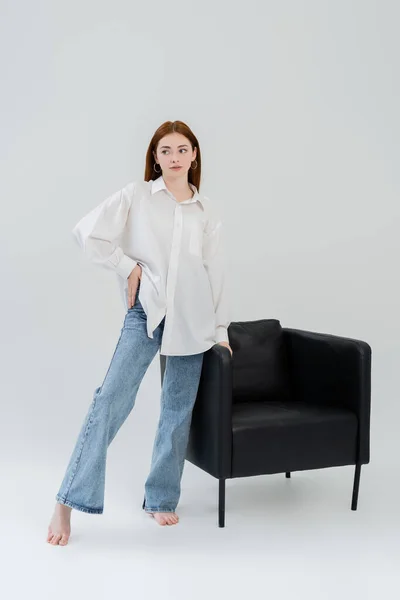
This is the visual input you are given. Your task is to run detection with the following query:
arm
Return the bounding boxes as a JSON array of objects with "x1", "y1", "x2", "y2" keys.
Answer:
[
  {"x1": 71, "y1": 181, "x2": 137, "y2": 279},
  {"x1": 202, "y1": 206, "x2": 231, "y2": 344},
  {"x1": 283, "y1": 327, "x2": 372, "y2": 464}
]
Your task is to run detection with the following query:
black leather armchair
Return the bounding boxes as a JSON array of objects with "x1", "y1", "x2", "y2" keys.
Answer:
[{"x1": 159, "y1": 319, "x2": 372, "y2": 527}]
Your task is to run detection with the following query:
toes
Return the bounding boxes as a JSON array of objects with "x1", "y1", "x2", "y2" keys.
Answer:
[
  {"x1": 149, "y1": 512, "x2": 179, "y2": 526},
  {"x1": 59, "y1": 534, "x2": 69, "y2": 545},
  {"x1": 51, "y1": 534, "x2": 62, "y2": 545},
  {"x1": 166, "y1": 514, "x2": 178, "y2": 525},
  {"x1": 157, "y1": 514, "x2": 168, "y2": 526}
]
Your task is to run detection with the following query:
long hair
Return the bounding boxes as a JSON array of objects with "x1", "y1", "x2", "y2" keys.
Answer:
[{"x1": 144, "y1": 120, "x2": 202, "y2": 192}]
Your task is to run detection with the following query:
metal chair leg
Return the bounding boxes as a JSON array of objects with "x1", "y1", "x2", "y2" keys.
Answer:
[
  {"x1": 218, "y1": 478, "x2": 225, "y2": 527},
  {"x1": 351, "y1": 463, "x2": 362, "y2": 510}
]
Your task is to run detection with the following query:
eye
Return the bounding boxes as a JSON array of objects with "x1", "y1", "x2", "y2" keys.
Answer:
[{"x1": 160, "y1": 149, "x2": 188, "y2": 154}]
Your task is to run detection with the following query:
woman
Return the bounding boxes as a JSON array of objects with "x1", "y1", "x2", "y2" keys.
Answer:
[{"x1": 47, "y1": 120, "x2": 233, "y2": 545}]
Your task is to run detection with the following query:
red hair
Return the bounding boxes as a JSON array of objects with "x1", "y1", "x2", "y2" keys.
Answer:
[{"x1": 144, "y1": 120, "x2": 202, "y2": 191}]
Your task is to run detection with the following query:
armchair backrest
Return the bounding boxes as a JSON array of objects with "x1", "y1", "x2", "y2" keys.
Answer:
[{"x1": 228, "y1": 319, "x2": 292, "y2": 403}]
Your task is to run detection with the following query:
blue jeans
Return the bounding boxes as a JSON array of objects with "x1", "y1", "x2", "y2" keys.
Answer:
[{"x1": 55, "y1": 281, "x2": 204, "y2": 514}]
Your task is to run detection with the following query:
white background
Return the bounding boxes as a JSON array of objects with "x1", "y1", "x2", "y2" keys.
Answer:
[{"x1": 1, "y1": 0, "x2": 399, "y2": 598}]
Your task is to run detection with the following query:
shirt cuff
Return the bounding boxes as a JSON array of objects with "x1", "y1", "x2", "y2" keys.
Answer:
[
  {"x1": 215, "y1": 325, "x2": 229, "y2": 344},
  {"x1": 114, "y1": 254, "x2": 138, "y2": 279}
]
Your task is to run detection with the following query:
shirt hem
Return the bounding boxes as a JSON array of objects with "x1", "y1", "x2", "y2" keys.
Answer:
[{"x1": 159, "y1": 340, "x2": 216, "y2": 356}]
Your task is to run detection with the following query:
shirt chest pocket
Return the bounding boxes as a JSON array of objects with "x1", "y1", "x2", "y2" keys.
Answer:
[{"x1": 188, "y1": 220, "x2": 204, "y2": 257}]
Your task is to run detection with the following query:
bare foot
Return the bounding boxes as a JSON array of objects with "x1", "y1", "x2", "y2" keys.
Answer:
[
  {"x1": 148, "y1": 511, "x2": 179, "y2": 526},
  {"x1": 47, "y1": 502, "x2": 72, "y2": 545}
]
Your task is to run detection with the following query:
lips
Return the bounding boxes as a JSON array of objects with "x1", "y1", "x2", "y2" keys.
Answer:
[{"x1": 170, "y1": 166, "x2": 182, "y2": 169}]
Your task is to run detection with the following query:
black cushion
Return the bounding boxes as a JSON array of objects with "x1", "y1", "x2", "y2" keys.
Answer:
[
  {"x1": 228, "y1": 319, "x2": 292, "y2": 404},
  {"x1": 231, "y1": 398, "x2": 358, "y2": 477}
]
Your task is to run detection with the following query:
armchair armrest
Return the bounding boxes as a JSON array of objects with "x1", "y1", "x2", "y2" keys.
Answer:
[
  {"x1": 283, "y1": 327, "x2": 372, "y2": 464},
  {"x1": 160, "y1": 345, "x2": 233, "y2": 479}
]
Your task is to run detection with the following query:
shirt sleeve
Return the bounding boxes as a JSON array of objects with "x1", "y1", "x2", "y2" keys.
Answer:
[
  {"x1": 71, "y1": 181, "x2": 138, "y2": 279},
  {"x1": 202, "y1": 207, "x2": 231, "y2": 344}
]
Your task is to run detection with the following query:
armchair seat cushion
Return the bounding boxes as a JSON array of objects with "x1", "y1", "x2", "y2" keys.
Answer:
[{"x1": 231, "y1": 399, "x2": 358, "y2": 478}]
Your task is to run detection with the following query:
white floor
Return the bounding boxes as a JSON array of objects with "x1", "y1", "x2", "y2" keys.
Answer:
[{"x1": 3, "y1": 453, "x2": 399, "y2": 600}]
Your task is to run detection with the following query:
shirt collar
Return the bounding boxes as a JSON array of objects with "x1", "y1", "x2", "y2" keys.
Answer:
[{"x1": 151, "y1": 175, "x2": 204, "y2": 210}]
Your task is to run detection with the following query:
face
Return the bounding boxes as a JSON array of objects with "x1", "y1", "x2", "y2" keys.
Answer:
[{"x1": 153, "y1": 132, "x2": 197, "y2": 180}]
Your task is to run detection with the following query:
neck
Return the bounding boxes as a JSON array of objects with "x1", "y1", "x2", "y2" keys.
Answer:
[{"x1": 162, "y1": 173, "x2": 191, "y2": 194}]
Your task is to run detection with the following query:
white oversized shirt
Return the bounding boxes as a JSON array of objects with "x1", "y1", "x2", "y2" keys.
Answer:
[{"x1": 71, "y1": 175, "x2": 230, "y2": 356}]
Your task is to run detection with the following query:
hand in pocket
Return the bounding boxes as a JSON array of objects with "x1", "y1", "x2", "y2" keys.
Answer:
[{"x1": 127, "y1": 264, "x2": 142, "y2": 308}]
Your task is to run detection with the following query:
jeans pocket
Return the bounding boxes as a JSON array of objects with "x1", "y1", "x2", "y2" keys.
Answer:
[
  {"x1": 126, "y1": 280, "x2": 141, "y2": 309},
  {"x1": 124, "y1": 296, "x2": 146, "y2": 329}
]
